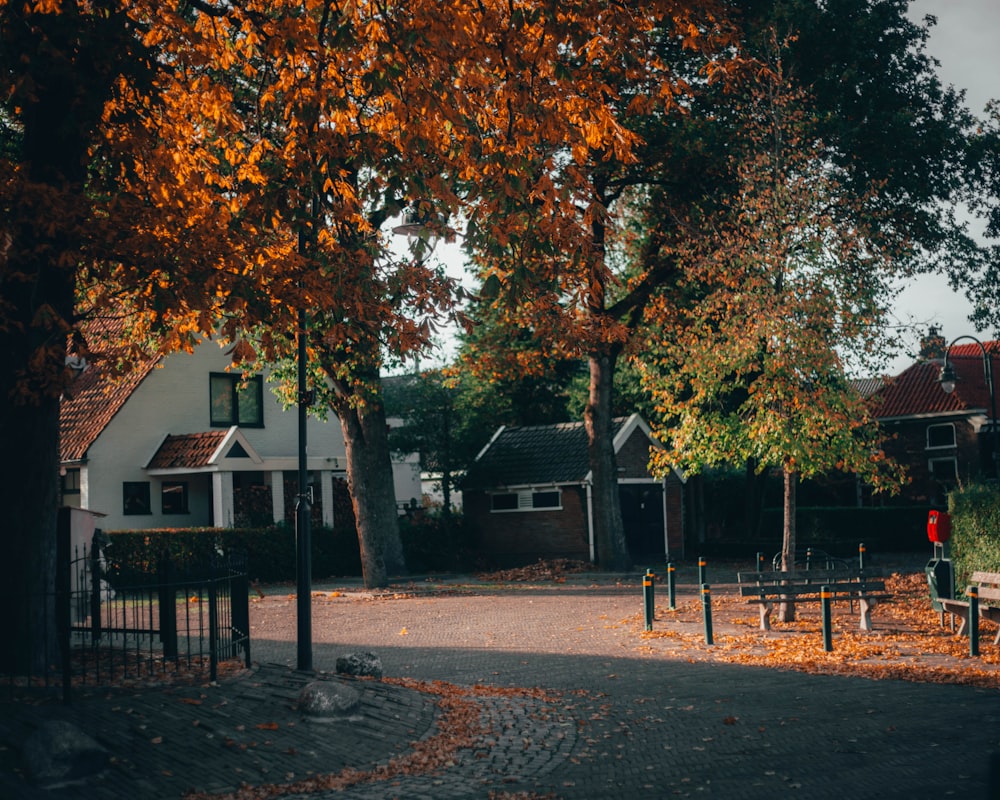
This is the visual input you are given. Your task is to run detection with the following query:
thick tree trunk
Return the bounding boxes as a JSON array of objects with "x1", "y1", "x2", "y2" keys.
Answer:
[
  {"x1": 339, "y1": 399, "x2": 407, "y2": 588},
  {"x1": 778, "y1": 467, "x2": 797, "y2": 623},
  {"x1": 0, "y1": 390, "x2": 62, "y2": 674},
  {"x1": 585, "y1": 350, "x2": 631, "y2": 571},
  {"x1": 0, "y1": 7, "x2": 108, "y2": 674}
]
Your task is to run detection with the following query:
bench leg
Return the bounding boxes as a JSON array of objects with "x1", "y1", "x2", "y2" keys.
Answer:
[
  {"x1": 758, "y1": 601, "x2": 772, "y2": 631},
  {"x1": 859, "y1": 598, "x2": 874, "y2": 631},
  {"x1": 980, "y1": 608, "x2": 1000, "y2": 645}
]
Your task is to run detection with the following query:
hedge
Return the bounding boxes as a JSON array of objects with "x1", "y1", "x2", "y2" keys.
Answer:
[
  {"x1": 948, "y1": 484, "x2": 1000, "y2": 590},
  {"x1": 103, "y1": 525, "x2": 362, "y2": 583},
  {"x1": 103, "y1": 512, "x2": 474, "y2": 583}
]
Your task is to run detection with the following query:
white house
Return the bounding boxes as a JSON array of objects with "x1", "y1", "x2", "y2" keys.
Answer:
[{"x1": 60, "y1": 334, "x2": 417, "y2": 530}]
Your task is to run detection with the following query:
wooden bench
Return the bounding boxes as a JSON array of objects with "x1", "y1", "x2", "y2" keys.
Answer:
[
  {"x1": 738, "y1": 568, "x2": 890, "y2": 632},
  {"x1": 939, "y1": 571, "x2": 1000, "y2": 644}
]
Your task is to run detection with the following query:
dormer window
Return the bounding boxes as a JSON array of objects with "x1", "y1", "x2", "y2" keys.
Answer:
[
  {"x1": 926, "y1": 423, "x2": 956, "y2": 450},
  {"x1": 210, "y1": 373, "x2": 264, "y2": 427}
]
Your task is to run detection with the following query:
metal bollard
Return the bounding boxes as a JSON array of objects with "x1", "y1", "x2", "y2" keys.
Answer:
[
  {"x1": 821, "y1": 585, "x2": 833, "y2": 652},
  {"x1": 643, "y1": 569, "x2": 655, "y2": 631},
  {"x1": 701, "y1": 583, "x2": 714, "y2": 645},
  {"x1": 969, "y1": 585, "x2": 980, "y2": 657},
  {"x1": 858, "y1": 542, "x2": 866, "y2": 570},
  {"x1": 666, "y1": 562, "x2": 677, "y2": 610},
  {"x1": 698, "y1": 556, "x2": 707, "y2": 586}
]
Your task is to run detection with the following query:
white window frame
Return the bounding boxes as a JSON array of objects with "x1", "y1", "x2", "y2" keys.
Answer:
[
  {"x1": 490, "y1": 488, "x2": 563, "y2": 513},
  {"x1": 926, "y1": 422, "x2": 956, "y2": 451},
  {"x1": 928, "y1": 456, "x2": 958, "y2": 483}
]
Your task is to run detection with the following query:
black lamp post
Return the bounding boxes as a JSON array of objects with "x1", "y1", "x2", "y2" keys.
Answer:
[
  {"x1": 937, "y1": 335, "x2": 999, "y2": 479},
  {"x1": 296, "y1": 302, "x2": 313, "y2": 672}
]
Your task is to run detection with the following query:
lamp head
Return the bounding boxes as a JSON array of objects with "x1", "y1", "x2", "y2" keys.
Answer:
[{"x1": 938, "y1": 363, "x2": 957, "y2": 394}]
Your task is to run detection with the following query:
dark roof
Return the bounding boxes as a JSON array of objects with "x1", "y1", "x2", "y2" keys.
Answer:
[
  {"x1": 147, "y1": 431, "x2": 228, "y2": 469},
  {"x1": 465, "y1": 417, "x2": 635, "y2": 489},
  {"x1": 870, "y1": 341, "x2": 1000, "y2": 419},
  {"x1": 850, "y1": 377, "x2": 886, "y2": 399}
]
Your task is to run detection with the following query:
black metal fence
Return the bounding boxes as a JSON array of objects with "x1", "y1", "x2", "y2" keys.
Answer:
[{"x1": 2, "y1": 541, "x2": 250, "y2": 702}]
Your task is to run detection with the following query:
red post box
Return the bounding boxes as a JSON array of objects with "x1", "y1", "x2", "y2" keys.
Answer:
[{"x1": 927, "y1": 509, "x2": 951, "y2": 543}]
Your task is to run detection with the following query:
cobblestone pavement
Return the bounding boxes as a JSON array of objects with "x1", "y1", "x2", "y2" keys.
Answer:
[{"x1": 3, "y1": 570, "x2": 1000, "y2": 799}]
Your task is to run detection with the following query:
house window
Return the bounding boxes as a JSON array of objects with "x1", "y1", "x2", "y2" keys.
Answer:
[
  {"x1": 210, "y1": 373, "x2": 264, "y2": 427},
  {"x1": 929, "y1": 457, "x2": 958, "y2": 484},
  {"x1": 490, "y1": 488, "x2": 562, "y2": 513},
  {"x1": 61, "y1": 468, "x2": 81, "y2": 497},
  {"x1": 162, "y1": 481, "x2": 189, "y2": 514},
  {"x1": 926, "y1": 423, "x2": 956, "y2": 450},
  {"x1": 532, "y1": 490, "x2": 561, "y2": 509},
  {"x1": 123, "y1": 482, "x2": 152, "y2": 515}
]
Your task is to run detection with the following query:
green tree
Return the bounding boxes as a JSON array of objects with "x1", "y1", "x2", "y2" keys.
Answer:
[{"x1": 640, "y1": 64, "x2": 906, "y2": 618}]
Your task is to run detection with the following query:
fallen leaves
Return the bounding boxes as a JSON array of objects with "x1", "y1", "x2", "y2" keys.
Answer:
[
  {"x1": 634, "y1": 570, "x2": 1000, "y2": 689},
  {"x1": 475, "y1": 559, "x2": 590, "y2": 583}
]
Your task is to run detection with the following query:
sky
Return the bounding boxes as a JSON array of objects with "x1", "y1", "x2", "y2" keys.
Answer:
[
  {"x1": 889, "y1": 0, "x2": 1000, "y2": 372},
  {"x1": 407, "y1": 1, "x2": 1000, "y2": 376}
]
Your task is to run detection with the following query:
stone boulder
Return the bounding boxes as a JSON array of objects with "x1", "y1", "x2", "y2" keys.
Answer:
[
  {"x1": 335, "y1": 651, "x2": 382, "y2": 679},
  {"x1": 297, "y1": 680, "x2": 361, "y2": 723},
  {"x1": 21, "y1": 719, "x2": 109, "y2": 787}
]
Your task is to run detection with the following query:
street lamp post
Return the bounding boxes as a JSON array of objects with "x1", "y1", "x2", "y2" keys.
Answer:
[
  {"x1": 296, "y1": 303, "x2": 313, "y2": 672},
  {"x1": 937, "y1": 335, "x2": 999, "y2": 480},
  {"x1": 296, "y1": 224, "x2": 313, "y2": 673}
]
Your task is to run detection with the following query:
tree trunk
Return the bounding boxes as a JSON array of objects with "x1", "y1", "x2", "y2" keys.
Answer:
[
  {"x1": 339, "y1": 398, "x2": 407, "y2": 588},
  {"x1": 778, "y1": 467, "x2": 797, "y2": 623},
  {"x1": 0, "y1": 6, "x2": 109, "y2": 673},
  {"x1": 585, "y1": 350, "x2": 631, "y2": 571},
  {"x1": 0, "y1": 392, "x2": 62, "y2": 674}
]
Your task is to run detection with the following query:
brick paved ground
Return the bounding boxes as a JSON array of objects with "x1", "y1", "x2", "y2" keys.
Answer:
[{"x1": 3, "y1": 561, "x2": 1000, "y2": 799}]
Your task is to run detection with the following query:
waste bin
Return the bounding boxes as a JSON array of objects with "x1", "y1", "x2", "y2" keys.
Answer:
[{"x1": 926, "y1": 557, "x2": 954, "y2": 612}]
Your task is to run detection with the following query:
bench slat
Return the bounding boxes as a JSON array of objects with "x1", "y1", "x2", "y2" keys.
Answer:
[
  {"x1": 738, "y1": 568, "x2": 883, "y2": 584},
  {"x1": 739, "y1": 585, "x2": 887, "y2": 598}
]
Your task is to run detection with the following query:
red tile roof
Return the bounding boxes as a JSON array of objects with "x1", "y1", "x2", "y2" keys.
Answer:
[
  {"x1": 871, "y1": 341, "x2": 1000, "y2": 419},
  {"x1": 60, "y1": 355, "x2": 160, "y2": 462},
  {"x1": 147, "y1": 431, "x2": 228, "y2": 469}
]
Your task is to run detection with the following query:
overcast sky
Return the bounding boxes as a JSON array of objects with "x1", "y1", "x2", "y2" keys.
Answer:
[{"x1": 891, "y1": 0, "x2": 1000, "y2": 372}]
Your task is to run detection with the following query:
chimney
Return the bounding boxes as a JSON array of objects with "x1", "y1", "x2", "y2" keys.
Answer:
[{"x1": 918, "y1": 327, "x2": 946, "y2": 361}]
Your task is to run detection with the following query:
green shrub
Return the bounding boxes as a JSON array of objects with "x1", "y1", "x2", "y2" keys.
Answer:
[
  {"x1": 104, "y1": 524, "x2": 363, "y2": 583},
  {"x1": 948, "y1": 484, "x2": 1000, "y2": 590}
]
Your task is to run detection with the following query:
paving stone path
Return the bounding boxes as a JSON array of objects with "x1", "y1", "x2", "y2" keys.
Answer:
[{"x1": 3, "y1": 574, "x2": 1000, "y2": 799}]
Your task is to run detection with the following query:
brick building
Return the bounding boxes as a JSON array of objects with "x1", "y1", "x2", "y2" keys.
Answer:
[
  {"x1": 462, "y1": 414, "x2": 684, "y2": 567},
  {"x1": 870, "y1": 338, "x2": 999, "y2": 506}
]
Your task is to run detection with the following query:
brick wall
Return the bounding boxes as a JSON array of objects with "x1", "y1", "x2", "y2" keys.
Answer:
[
  {"x1": 465, "y1": 485, "x2": 591, "y2": 567},
  {"x1": 880, "y1": 415, "x2": 982, "y2": 505}
]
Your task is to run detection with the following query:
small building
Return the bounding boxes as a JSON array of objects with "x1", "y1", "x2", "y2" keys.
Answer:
[
  {"x1": 462, "y1": 414, "x2": 684, "y2": 567},
  {"x1": 869, "y1": 339, "x2": 999, "y2": 506}
]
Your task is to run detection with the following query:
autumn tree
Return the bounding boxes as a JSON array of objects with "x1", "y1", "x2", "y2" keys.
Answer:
[
  {"x1": 458, "y1": 2, "x2": 737, "y2": 570},
  {"x1": 639, "y1": 65, "x2": 906, "y2": 619},
  {"x1": 0, "y1": 0, "x2": 265, "y2": 672}
]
